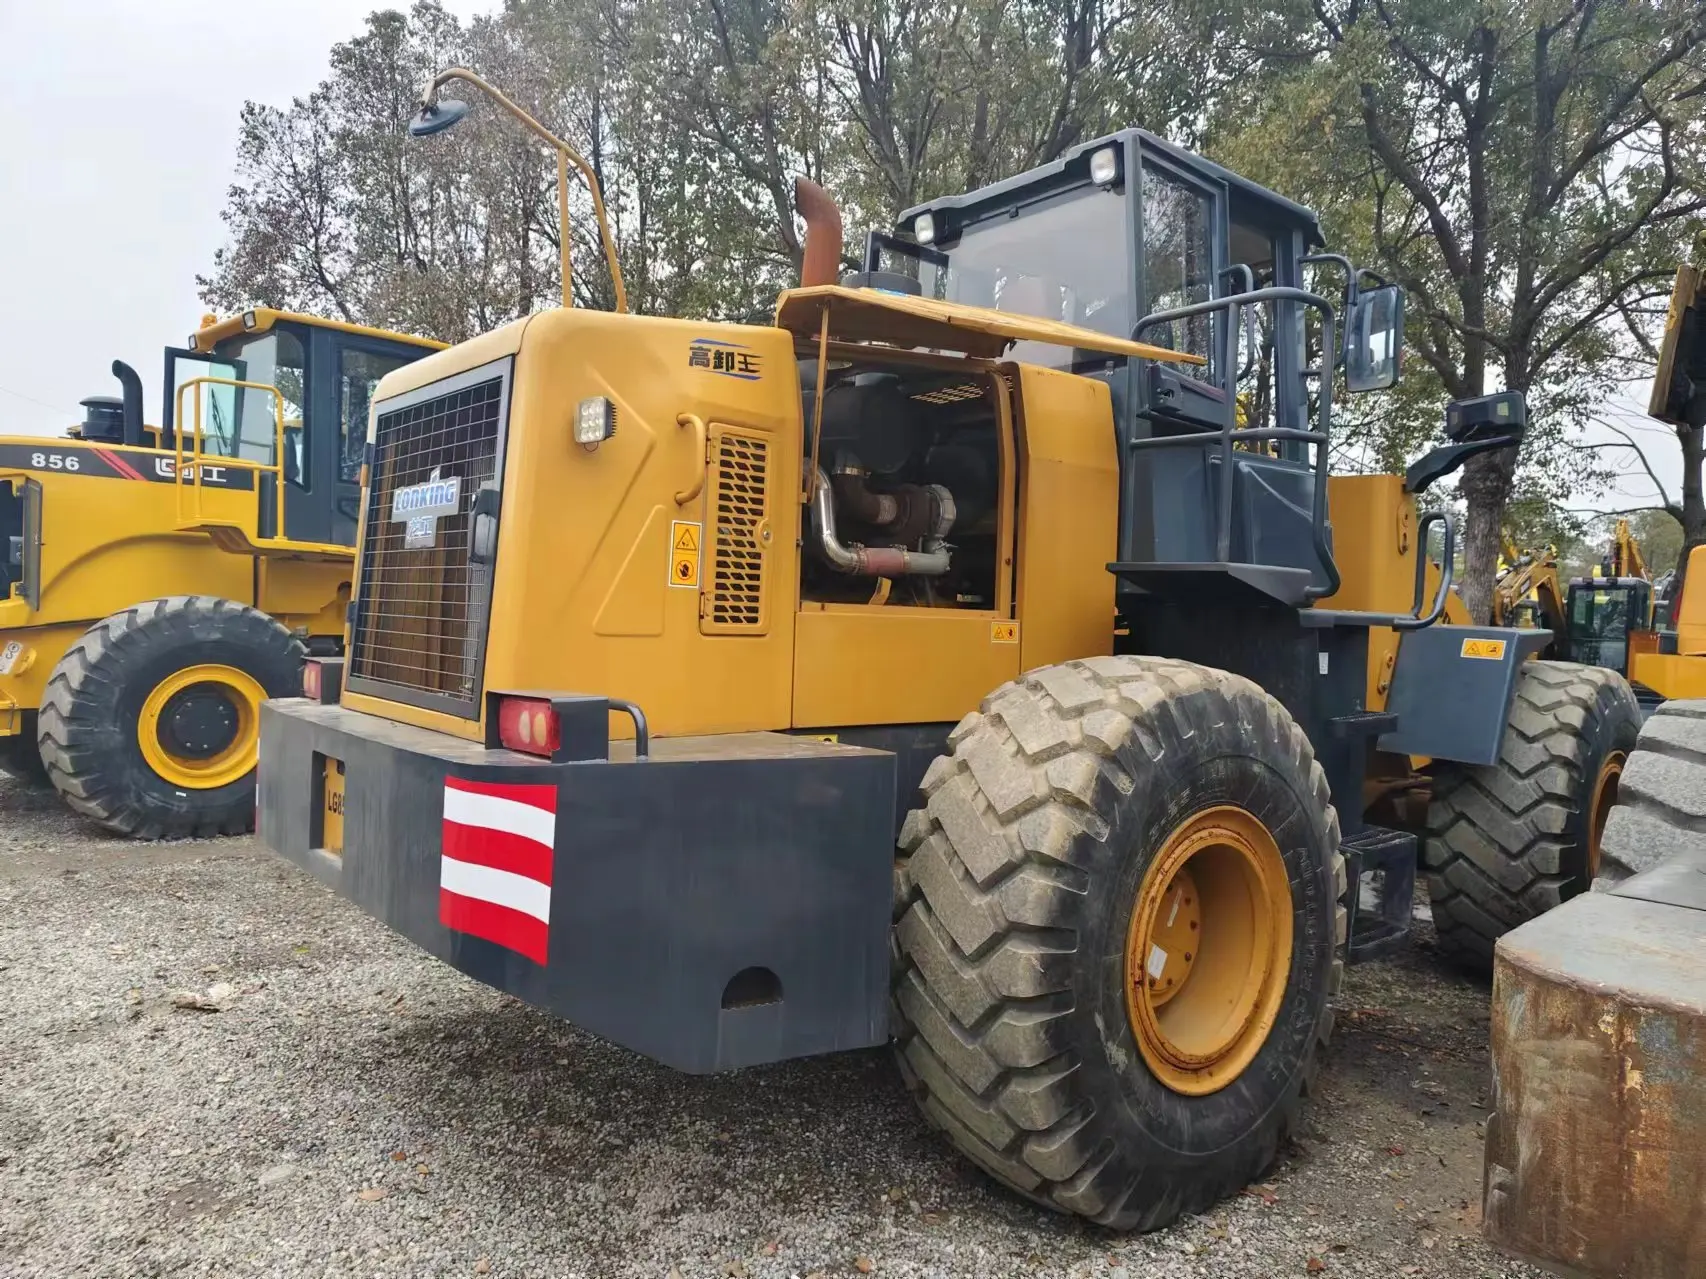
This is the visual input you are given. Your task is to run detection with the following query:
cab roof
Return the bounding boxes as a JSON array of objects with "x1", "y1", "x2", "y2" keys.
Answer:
[
  {"x1": 186, "y1": 307, "x2": 445, "y2": 354},
  {"x1": 775, "y1": 284, "x2": 1205, "y2": 364},
  {"x1": 898, "y1": 128, "x2": 1324, "y2": 249}
]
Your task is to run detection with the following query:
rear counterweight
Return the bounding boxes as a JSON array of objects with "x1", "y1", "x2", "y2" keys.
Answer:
[{"x1": 259, "y1": 699, "x2": 896, "y2": 1072}]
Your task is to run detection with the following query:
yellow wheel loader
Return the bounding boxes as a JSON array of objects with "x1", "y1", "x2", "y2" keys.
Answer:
[
  {"x1": 257, "y1": 72, "x2": 1638, "y2": 1229},
  {"x1": 0, "y1": 310, "x2": 440, "y2": 836}
]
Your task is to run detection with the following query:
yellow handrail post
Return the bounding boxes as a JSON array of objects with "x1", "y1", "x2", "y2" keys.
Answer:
[{"x1": 170, "y1": 376, "x2": 287, "y2": 542}]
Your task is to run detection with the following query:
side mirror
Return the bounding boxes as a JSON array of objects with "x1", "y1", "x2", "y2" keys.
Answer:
[
  {"x1": 1403, "y1": 390, "x2": 1527, "y2": 493},
  {"x1": 1345, "y1": 284, "x2": 1404, "y2": 392}
]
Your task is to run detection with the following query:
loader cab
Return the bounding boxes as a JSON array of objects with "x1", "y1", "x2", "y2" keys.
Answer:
[
  {"x1": 1565, "y1": 576, "x2": 1654, "y2": 675},
  {"x1": 882, "y1": 130, "x2": 1400, "y2": 608},
  {"x1": 164, "y1": 311, "x2": 437, "y2": 547}
]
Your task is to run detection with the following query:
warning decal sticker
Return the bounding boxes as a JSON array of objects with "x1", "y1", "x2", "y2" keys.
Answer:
[
  {"x1": 1461, "y1": 638, "x2": 1507, "y2": 660},
  {"x1": 670, "y1": 520, "x2": 701, "y2": 588}
]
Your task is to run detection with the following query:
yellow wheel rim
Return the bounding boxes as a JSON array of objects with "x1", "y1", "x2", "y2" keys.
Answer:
[
  {"x1": 1124, "y1": 805, "x2": 1294, "y2": 1097},
  {"x1": 137, "y1": 663, "x2": 265, "y2": 790},
  {"x1": 1586, "y1": 750, "x2": 1626, "y2": 880}
]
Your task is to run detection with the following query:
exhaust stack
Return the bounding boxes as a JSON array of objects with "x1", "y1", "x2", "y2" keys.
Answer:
[{"x1": 795, "y1": 177, "x2": 843, "y2": 288}]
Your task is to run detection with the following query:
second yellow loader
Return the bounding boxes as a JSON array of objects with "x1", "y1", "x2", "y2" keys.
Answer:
[{"x1": 0, "y1": 309, "x2": 440, "y2": 836}]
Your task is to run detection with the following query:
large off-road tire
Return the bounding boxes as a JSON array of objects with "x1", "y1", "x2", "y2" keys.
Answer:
[
  {"x1": 1596, "y1": 699, "x2": 1706, "y2": 887},
  {"x1": 38, "y1": 596, "x2": 304, "y2": 839},
  {"x1": 0, "y1": 712, "x2": 49, "y2": 785},
  {"x1": 1423, "y1": 660, "x2": 1640, "y2": 974},
  {"x1": 891, "y1": 655, "x2": 1346, "y2": 1232}
]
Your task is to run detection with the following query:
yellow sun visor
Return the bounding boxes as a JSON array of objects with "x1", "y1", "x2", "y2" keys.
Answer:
[{"x1": 775, "y1": 285, "x2": 1206, "y2": 365}]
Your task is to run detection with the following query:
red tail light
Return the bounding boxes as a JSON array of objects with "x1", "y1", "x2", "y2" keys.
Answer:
[
  {"x1": 302, "y1": 662, "x2": 322, "y2": 700},
  {"x1": 496, "y1": 696, "x2": 560, "y2": 757}
]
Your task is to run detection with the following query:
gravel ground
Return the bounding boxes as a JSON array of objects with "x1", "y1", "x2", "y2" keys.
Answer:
[{"x1": 0, "y1": 771, "x2": 1544, "y2": 1279}]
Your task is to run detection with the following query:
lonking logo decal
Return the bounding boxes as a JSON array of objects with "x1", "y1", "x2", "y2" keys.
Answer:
[
  {"x1": 391, "y1": 466, "x2": 462, "y2": 549},
  {"x1": 391, "y1": 467, "x2": 462, "y2": 522}
]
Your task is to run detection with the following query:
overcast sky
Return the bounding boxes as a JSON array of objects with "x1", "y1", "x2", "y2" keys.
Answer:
[
  {"x1": 0, "y1": 0, "x2": 1678, "y2": 519},
  {"x1": 0, "y1": 0, "x2": 496, "y2": 439}
]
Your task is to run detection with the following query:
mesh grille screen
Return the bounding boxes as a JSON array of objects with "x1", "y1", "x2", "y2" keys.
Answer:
[
  {"x1": 348, "y1": 375, "x2": 504, "y2": 713},
  {"x1": 702, "y1": 429, "x2": 769, "y2": 633}
]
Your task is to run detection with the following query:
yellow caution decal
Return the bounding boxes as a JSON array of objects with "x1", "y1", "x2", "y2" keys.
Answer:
[
  {"x1": 1461, "y1": 638, "x2": 1507, "y2": 660},
  {"x1": 669, "y1": 520, "x2": 701, "y2": 588},
  {"x1": 991, "y1": 621, "x2": 1019, "y2": 644}
]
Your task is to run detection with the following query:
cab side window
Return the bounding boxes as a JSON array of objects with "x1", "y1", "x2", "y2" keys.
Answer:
[
  {"x1": 1141, "y1": 164, "x2": 1216, "y2": 381},
  {"x1": 340, "y1": 347, "x2": 417, "y2": 484}
]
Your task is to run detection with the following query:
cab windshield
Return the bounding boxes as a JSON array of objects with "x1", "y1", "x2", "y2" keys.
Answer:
[{"x1": 879, "y1": 185, "x2": 1132, "y2": 368}]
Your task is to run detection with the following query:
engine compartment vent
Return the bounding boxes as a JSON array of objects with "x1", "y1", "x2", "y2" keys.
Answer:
[
  {"x1": 702, "y1": 427, "x2": 770, "y2": 634},
  {"x1": 911, "y1": 382, "x2": 985, "y2": 406}
]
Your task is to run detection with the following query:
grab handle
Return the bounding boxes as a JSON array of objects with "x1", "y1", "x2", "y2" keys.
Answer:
[{"x1": 674, "y1": 413, "x2": 706, "y2": 505}]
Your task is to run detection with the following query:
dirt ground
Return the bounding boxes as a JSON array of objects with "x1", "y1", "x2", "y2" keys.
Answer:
[{"x1": 0, "y1": 771, "x2": 1543, "y2": 1279}]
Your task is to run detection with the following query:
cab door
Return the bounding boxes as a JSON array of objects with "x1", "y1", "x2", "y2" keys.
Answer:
[
  {"x1": 164, "y1": 329, "x2": 304, "y2": 542},
  {"x1": 1132, "y1": 141, "x2": 1230, "y2": 419},
  {"x1": 306, "y1": 328, "x2": 432, "y2": 547}
]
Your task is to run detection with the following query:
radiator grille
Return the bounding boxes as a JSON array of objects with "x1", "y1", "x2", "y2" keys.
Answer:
[
  {"x1": 702, "y1": 428, "x2": 769, "y2": 634},
  {"x1": 348, "y1": 371, "x2": 506, "y2": 715}
]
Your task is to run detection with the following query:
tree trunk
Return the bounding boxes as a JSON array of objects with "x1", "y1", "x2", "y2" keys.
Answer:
[{"x1": 1458, "y1": 444, "x2": 1519, "y2": 624}]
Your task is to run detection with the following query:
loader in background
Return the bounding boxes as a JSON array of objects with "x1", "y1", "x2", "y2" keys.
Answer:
[
  {"x1": 0, "y1": 310, "x2": 440, "y2": 836},
  {"x1": 258, "y1": 74, "x2": 1639, "y2": 1230},
  {"x1": 1484, "y1": 514, "x2": 1704, "y2": 715},
  {"x1": 1561, "y1": 519, "x2": 1663, "y2": 708}
]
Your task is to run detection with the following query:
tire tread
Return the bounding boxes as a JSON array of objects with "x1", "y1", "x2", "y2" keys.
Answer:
[
  {"x1": 38, "y1": 595, "x2": 303, "y2": 839},
  {"x1": 1424, "y1": 659, "x2": 1640, "y2": 971},
  {"x1": 891, "y1": 655, "x2": 1346, "y2": 1231}
]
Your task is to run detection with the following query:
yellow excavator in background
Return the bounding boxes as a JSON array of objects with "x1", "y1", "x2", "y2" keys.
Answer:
[
  {"x1": 0, "y1": 309, "x2": 441, "y2": 836},
  {"x1": 1491, "y1": 535, "x2": 1564, "y2": 636},
  {"x1": 1491, "y1": 511, "x2": 1704, "y2": 711}
]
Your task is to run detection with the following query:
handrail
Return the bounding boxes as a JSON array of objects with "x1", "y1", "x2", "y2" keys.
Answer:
[
  {"x1": 1306, "y1": 510, "x2": 1455, "y2": 631},
  {"x1": 1219, "y1": 264, "x2": 1258, "y2": 381},
  {"x1": 608, "y1": 698, "x2": 651, "y2": 759},
  {"x1": 1132, "y1": 285, "x2": 1340, "y2": 598},
  {"x1": 1402, "y1": 511, "x2": 1455, "y2": 630},
  {"x1": 173, "y1": 376, "x2": 286, "y2": 536}
]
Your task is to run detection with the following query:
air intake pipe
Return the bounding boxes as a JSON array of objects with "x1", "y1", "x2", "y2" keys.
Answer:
[
  {"x1": 111, "y1": 360, "x2": 145, "y2": 447},
  {"x1": 811, "y1": 465, "x2": 953, "y2": 577}
]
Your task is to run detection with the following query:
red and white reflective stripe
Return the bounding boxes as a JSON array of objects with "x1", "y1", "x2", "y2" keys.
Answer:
[
  {"x1": 442, "y1": 784, "x2": 556, "y2": 847},
  {"x1": 438, "y1": 777, "x2": 557, "y2": 964}
]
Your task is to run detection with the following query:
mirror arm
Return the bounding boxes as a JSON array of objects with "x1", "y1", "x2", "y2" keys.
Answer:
[{"x1": 1403, "y1": 433, "x2": 1520, "y2": 493}]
